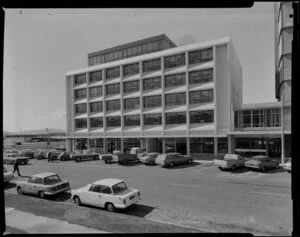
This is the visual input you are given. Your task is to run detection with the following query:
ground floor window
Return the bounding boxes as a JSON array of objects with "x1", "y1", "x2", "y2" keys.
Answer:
[
  {"x1": 106, "y1": 138, "x2": 121, "y2": 153},
  {"x1": 75, "y1": 138, "x2": 87, "y2": 150},
  {"x1": 123, "y1": 138, "x2": 141, "y2": 153},
  {"x1": 190, "y1": 137, "x2": 214, "y2": 154},
  {"x1": 90, "y1": 138, "x2": 104, "y2": 148},
  {"x1": 165, "y1": 138, "x2": 187, "y2": 155},
  {"x1": 217, "y1": 138, "x2": 228, "y2": 154}
]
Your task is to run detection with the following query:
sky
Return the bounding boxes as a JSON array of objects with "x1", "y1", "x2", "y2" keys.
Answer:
[{"x1": 3, "y1": 4, "x2": 276, "y2": 132}]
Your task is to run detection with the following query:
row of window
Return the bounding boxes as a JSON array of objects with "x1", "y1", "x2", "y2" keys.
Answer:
[
  {"x1": 74, "y1": 69, "x2": 213, "y2": 99},
  {"x1": 77, "y1": 48, "x2": 213, "y2": 85},
  {"x1": 75, "y1": 110, "x2": 214, "y2": 128},
  {"x1": 75, "y1": 89, "x2": 214, "y2": 113}
]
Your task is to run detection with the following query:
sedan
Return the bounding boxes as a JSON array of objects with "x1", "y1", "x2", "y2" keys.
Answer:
[
  {"x1": 244, "y1": 155, "x2": 279, "y2": 172},
  {"x1": 19, "y1": 149, "x2": 35, "y2": 159},
  {"x1": 3, "y1": 167, "x2": 14, "y2": 183},
  {"x1": 34, "y1": 150, "x2": 48, "y2": 160},
  {"x1": 16, "y1": 172, "x2": 70, "y2": 199},
  {"x1": 139, "y1": 153, "x2": 160, "y2": 165},
  {"x1": 155, "y1": 153, "x2": 194, "y2": 167},
  {"x1": 71, "y1": 178, "x2": 141, "y2": 212},
  {"x1": 59, "y1": 151, "x2": 73, "y2": 161}
]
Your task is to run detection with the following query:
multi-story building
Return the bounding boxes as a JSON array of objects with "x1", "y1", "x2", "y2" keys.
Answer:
[
  {"x1": 274, "y1": 2, "x2": 292, "y2": 157},
  {"x1": 65, "y1": 34, "x2": 283, "y2": 160}
]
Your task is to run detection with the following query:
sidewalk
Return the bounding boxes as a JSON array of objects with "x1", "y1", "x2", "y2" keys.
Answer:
[{"x1": 193, "y1": 160, "x2": 214, "y2": 165}]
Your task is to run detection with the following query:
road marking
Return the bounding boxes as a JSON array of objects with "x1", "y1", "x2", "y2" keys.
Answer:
[{"x1": 251, "y1": 191, "x2": 290, "y2": 197}]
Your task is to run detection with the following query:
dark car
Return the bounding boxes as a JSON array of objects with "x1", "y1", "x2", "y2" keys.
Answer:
[
  {"x1": 155, "y1": 153, "x2": 194, "y2": 167},
  {"x1": 59, "y1": 151, "x2": 73, "y2": 161},
  {"x1": 47, "y1": 150, "x2": 64, "y2": 160},
  {"x1": 244, "y1": 155, "x2": 279, "y2": 172},
  {"x1": 19, "y1": 149, "x2": 35, "y2": 159},
  {"x1": 34, "y1": 150, "x2": 48, "y2": 160},
  {"x1": 139, "y1": 153, "x2": 160, "y2": 165}
]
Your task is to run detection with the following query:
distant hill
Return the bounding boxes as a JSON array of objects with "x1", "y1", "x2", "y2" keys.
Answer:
[{"x1": 4, "y1": 128, "x2": 66, "y2": 136}]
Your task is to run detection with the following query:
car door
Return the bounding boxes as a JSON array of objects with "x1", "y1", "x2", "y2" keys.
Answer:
[
  {"x1": 33, "y1": 178, "x2": 45, "y2": 195},
  {"x1": 176, "y1": 154, "x2": 185, "y2": 165},
  {"x1": 25, "y1": 177, "x2": 38, "y2": 194},
  {"x1": 86, "y1": 184, "x2": 103, "y2": 207},
  {"x1": 99, "y1": 185, "x2": 113, "y2": 208}
]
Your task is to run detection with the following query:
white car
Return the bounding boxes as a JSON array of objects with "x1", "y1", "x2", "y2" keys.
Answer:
[
  {"x1": 71, "y1": 178, "x2": 141, "y2": 212},
  {"x1": 3, "y1": 167, "x2": 14, "y2": 183}
]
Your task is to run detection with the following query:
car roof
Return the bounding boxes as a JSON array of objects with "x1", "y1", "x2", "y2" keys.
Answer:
[
  {"x1": 92, "y1": 178, "x2": 124, "y2": 186},
  {"x1": 31, "y1": 172, "x2": 58, "y2": 178}
]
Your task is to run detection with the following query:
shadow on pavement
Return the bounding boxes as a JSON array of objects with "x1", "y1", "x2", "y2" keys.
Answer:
[
  {"x1": 4, "y1": 182, "x2": 16, "y2": 190},
  {"x1": 117, "y1": 203, "x2": 156, "y2": 217},
  {"x1": 52, "y1": 192, "x2": 72, "y2": 202},
  {"x1": 223, "y1": 167, "x2": 250, "y2": 173},
  {"x1": 164, "y1": 162, "x2": 201, "y2": 169},
  {"x1": 262, "y1": 167, "x2": 286, "y2": 174},
  {"x1": 119, "y1": 162, "x2": 142, "y2": 167}
]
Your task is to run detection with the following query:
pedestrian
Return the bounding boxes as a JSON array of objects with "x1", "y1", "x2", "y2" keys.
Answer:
[
  {"x1": 47, "y1": 151, "x2": 52, "y2": 163},
  {"x1": 13, "y1": 160, "x2": 21, "y2": 176}
]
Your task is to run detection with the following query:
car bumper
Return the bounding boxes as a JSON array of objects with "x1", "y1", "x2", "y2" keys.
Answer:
[
  {"x1": 44, "y1": 187, "x2": 70, "y2": 196},
  {"x1": 114, "y1": 196, "x2": 141, "y2": 209},
  {"x1": 283, "y1": 166, "x2": 291, "y2": 172}
]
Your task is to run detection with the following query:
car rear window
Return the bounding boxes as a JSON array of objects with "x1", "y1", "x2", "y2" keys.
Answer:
[
  {"x1": 112, "y1": 182, "x2": 128, "y2": 194},
  {"x1": 44, "y1": 175, "x2": 61, "y2": 185}
]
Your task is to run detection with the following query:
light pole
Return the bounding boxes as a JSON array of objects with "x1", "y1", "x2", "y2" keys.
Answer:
[{"x1": 281, "y1": 94, "x2": 285, "y2": 165}]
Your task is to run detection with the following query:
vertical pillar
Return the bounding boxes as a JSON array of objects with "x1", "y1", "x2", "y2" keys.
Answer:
[
  {"x1": 139, "y1": 61, "x2": 143, "y2": 138},
  {"x1": 87, "y1": 138, "x2": 90, "y2": 150},
  {"x1": 121, "y1": 137, "x2": 124, "y2": 152},
  {"x1": 162, "y1": 139, "x2": 166, "y2": 154},
  {"x1": 214, "y1": 137, "x2": 218, "y2": 158},
  {"x1": 186, "y1": 137, "x2": 190, "y2": 155},
  {"x1": 228, "y1": 135, "x2": 235, "y2": 154},
  {"x1": 146, "y1": 138, "x2": 149, "y2": 153},
  {"x1": 266, "y1": 137, "x2": 269, "y2": 156},
  {"x1": 72, "y1": 139, "x2": 76, "y2": 151},
  {"x1": 161, "y1": 57, "x2": 165, "y2": 137},
  {"x1": 103, "y1": 138, "x2": 107, "y2": 153}
]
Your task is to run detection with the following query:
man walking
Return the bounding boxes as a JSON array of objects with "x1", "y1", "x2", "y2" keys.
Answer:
[
  {"x1": 47, "y1": 151, "x2": 52, "y2": 162},
  {"x1": 13, "y1": 160, "x2": 21, "y2": 176}
]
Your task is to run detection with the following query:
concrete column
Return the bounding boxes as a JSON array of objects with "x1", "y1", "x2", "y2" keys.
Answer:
[
  {"x1": 86, "y1": 138, "x2": 90, "y2": 150},
  {"x1": 139, "y1": 61, "x2": 143, "y2": 137},
  {"x1": 103, "y1": 138, "x2": 107, "y2": 153},
  {"x1": 228, "y1": 135, "x2": 235, "y2": 154},
  {"x1": 66, "y1": 139, "x2": 72, "y2": 152},
  {"x1": 146, "y1": 138, "x2": 149, "y2": 153},
  {"x1": 214, "y1": 137, "x2": 218, "y2": 158},
  {"x1": 266, "y1": 137, "x2": 269, "y2": 156},
  {"x1": 86, "y1": 72, "x2": 90, "y2": 135},
  {"x1": 72, "y1": 139, "x2": 76, "y2": 151},
  {"x1": 120, "y1": 65, "x2": 124, "y2": 138},
  {"x1": 186, "y1": 137, "x2": 190, "y2": 155},
  {"x1": 161, "y1": 57, "x2": 165, "y2": 136},
  {"x1": 162, "y1": 139, "x2": 166, "y2": 154},
  {"x1": 121, "y1": 137, "x2": 124, "y2": 152}
]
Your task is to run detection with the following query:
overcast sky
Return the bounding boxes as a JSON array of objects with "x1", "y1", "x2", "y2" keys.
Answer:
[{"x1": 3, "y1": 4, "x2": 276, "y2": 132}]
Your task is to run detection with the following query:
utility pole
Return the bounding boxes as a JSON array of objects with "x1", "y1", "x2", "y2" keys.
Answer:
[{"x1": 281, "y1": 94, "x2": 285, "y2": 165}]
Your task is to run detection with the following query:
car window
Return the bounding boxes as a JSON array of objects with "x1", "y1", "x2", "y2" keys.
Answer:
[
  {"x1": 112, "y1": 182, "x2": 128, "y2": 194},
  {"x1": 101, "y1": 185, "x2": 112, "y2": 194},
  {"x1": 44, "y1": 175, "x2": 61, "y2": 185},
  {"x1": 28, "y1": 177, "x2": 38, "y2": 183},
  {"x1": 91, "y1": 184, "x2": 102, "y2": 193},
  {"x1": 36, "y1": 178, "x2": 44, "y2": 185}
]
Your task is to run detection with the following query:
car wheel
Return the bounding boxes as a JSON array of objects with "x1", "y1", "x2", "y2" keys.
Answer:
[
  {"x1": 105, "y1": 203, "x2": 115, "y2": 212},
  {"x1": 232, "y1": 165, "x2": 236, "y2": 171},
  {"x1": 169, "y1": 162, "x2": 174, "y2": 168},
  {"x1": 39, "y1": 156, "x2": 43, "y2": 160},
  {"x1": 73, "y1": 196, "x2": 81, "y2": 206},
  {"x1": 261, "y1": 166, "x2": 266, "y2": 172},
  {"x1": 93, "y1": 155, "x2": 98, "y2": 160},
  {"x1": 39, "y1": 191, "x2": 45, "y2": 199},
  {"x1": 76, "y1": 157, "x2": 81, "y2": 162},
  {"x1": 150, "y1": 161, "x2": 154, "y2": 165},
  {"x1": 17, "y1": 187, "x2": 23, "y2": 195},
  {"x1": 218, "y1": 167, "x2": 223, "y2": 171},
  {"x1": 188, "y1": 159, "x2": 193, "y2": 164}
]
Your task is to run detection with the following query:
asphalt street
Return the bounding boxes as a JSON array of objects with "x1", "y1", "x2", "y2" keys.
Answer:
[{"x1": 4, "y1": 158, "x2": 292, "y2": 235}]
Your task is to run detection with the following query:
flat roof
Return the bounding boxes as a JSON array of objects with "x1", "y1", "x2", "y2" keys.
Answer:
[
  {"x1": 93, "y1": 178, "x2": 123, "y2": 186},
  {"x1": 31, "y1": 172, "x2": 58, "y2": 178},
  {"x1": 88, "y1": 34, "x2": 176, "y2": 58}
]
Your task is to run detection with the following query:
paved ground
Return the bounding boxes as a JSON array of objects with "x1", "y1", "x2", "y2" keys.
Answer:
[{"x1": 4, "y1": 158, "x2": 292, "y2": 235}]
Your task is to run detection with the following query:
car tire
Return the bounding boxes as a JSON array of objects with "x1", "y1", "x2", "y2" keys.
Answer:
[
  {"x1": 105, "y1": 203, "x2": 115, "y2": 212},
  {"x1": 39, "y1": 156, "x2": 43, "y2": 160},
  {"x1": 17, "y1": 187, "x2": 23, "y2": 195},
  {"x1": 218, "y1": 167, "x2": 223, "y2": 170},
  {"x1": 76, "y1": 157, "x2": 81, "y2": 162},
  {"x1": 73, "y1": 196, "x2": 81, "y2": 206},
  {"x1": 232, "y1": 165, "x2": 236, "y2": 171},
  {"x1": 150, "y1": 161, "x2": 154, "y2": 165},
  {"x1": 261, "y1": 166, "x2": 266, "y2": 172},
  {"x1": 93, "y1": 156, "x2": 98, "y2": 160},
  {"x1": 188, "y1": 159, "x2": 193, "y2": 164},
  {"x1": 169, "y1": 162, "x2": 174, "y2": 168},
  {"x1": 39, "y1": 191, "x2": 45, "y2": 199}
]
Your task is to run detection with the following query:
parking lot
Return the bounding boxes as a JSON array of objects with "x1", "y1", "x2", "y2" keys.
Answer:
[{"x1": 4, "y1": 155, "x2": 292, "y2": 235}]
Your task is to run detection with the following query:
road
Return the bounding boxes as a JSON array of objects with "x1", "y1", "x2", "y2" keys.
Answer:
[{"x1": 4, "y1": 158, "x2": 292, "y2": 235}]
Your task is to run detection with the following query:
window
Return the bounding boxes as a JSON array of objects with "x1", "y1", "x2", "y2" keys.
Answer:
[
  {"x1": 106, "y1": 67, "x2": 120, "y2": 79},
  {"x1": 89, "y1": 86, "x2": 102, "y2": 98},
  {"x1": 44, "y1": 175, "x2": 61, "y2": 185},
  {"x1": 143, "y1": 59, "x2": 161, "y2": 73},
  {"x1": 106, "y1": 100, "x2": 120, "y2": 111},
  {"x1": 165, "y1": 93, "x2": 186, "y2": 106},
  {"x1": 90, "y1": 117, "x2": 103, "y2": 128},
  {"x1": 143, "y1": 77, "x2": 161, "y2": 91},
  {"x1": 189, "y1": 89, "x2": 213, "y2": 104},
  {"x1": 190, "y1": 110, "x2": 214, "y2": 123},
  {"x1": 89, "y1": 70, "x2": 102, "y2": 83},
  {"x1": 165, "y1": 73, "x2": 186, "y2": 88},
  {"x1": 90, "y1": 184, "x2": 102, "y2": 193},
  {"x1": 143, "y1": 95, "x2": 162, "y2": 108},
  {"x1": 190, "y1": 138, "x2": 214, "y2": 153},
  {"x1": 75, "y1": 118, "x2": 87, "y2": 129},
  {"x1": 264, "y1": 108, "x2": 281, "y2": 127},
  {"x1": 189, "y1": 68, "x2": 213, "y2": 84},
  {"x1": 218, "y1": 138, "x2": 228, "y2": 154},
  {"x1": 242, "y1": 111, "x2": 252, "y2": 128},
  {"x1": 123, "y1": 63, "x2": 139, "y2": 76},
  {"x1": 101, "y1": 185, "x2": 112, "y2": 194},
  {"x1": 75, "y1": 103, "x2": 87, "y2": 114},
  {"x1": 90, "y1": 101, "x2": 103, "y2": 113},
  {"x1": 124, "y1": 115, "x2": 140, "y2": 126},
  {"x1": 165, "y1": 112, "x2": 186, "y2": 124},
  {"x1": 144, "y1": 113, "x2": 162, "y2": 125},
  {"x1": 252, "y1": 110, "x2": 264, "y2": 127},
  {"x1": 123, "y1": 80, "x2": 140, "y2": 93},
  {"x1": 189, "y1": 48, "x2": 213, "y2": 64},
  {"x1": 74, "y1": 88, "x2": 87, "y2": 100},
  {"x1": 74, "y1": 74, "x2": 86, "y2": 85},
  {"x1": 106, "y1": 116, "x2": 121, "y2": 127},
  {"x1": 164, "y1": 53, "x2": 185, "y2": 69},
  {"x1": 28, "y1": 177, "x2": 38, "y2": 183},
  {"x1": 124, "y1": 97, "x2": 140, "y2": 110},
  {"x1": 106, "y1": 83, "x2": 120, "y2": 96},
  {"x1": 112, "y1": 182, "x2": 128, "y2": 194}
]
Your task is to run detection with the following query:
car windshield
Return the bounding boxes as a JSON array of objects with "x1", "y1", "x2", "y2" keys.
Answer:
[
  {"x1": 9, "y1": 154, "x2": 19, "y2": 158},
  {"x1": 112, "y1": 182, "x2": 128, "y2": 194},
  {"x1": 44, "y1": 175, "x2": 61, "y2": 185}
]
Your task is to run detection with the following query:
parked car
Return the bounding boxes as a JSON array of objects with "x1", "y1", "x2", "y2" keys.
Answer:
[
  {"x1": 71, "y1": 178, "x2": 141, "y2": 212},
  {"x1": 100, "y1": 154, "x2": 115, "y2": 163},
  {"x1": 59, "y1": 151, "x2": 73, "y2": 161},
  {"x1": 16, "y1": 172, "x2": 70, "y2": 199},
  {"x1": 34, "y1": 150, "x2": 48, "y2": 160},
  {"x1": 155, "y1": 153, "x2": 194, "y2": 167},
  {"x1": 19, "y1": 149, "x2": 35, "y2": 159},
  {"x1": 104, "y1": 147, "x2": 145, "y2": 165},
  {"x1": 244, "y1": 155, "x2": 279, "y2": 172},
  {"x1": 3, "y1": 153, "x2": 29, "y2": 165},
  {"x1": 3, "y1": 167, "x2": 14, "y2": 183},
  {"x1": 47, "y1": 150, "x2": 64, "y2": 160},
  {"x1": 139, "y1": 152, "x2": 160, "y2": 165},
  {"x1": 4, "y1": 149, "x2": 19, "y2": 154},
  {"x1": 213, "y1": 154, "x2": 245, "y2": 171},
  {"x1": 282, "y1": 157, "x2": 291, "y2": 173},
  {"x1": 71, "y1": 151, "x2": 100, "y2": 162}
]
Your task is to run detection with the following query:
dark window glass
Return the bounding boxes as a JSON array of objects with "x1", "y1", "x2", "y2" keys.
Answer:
[
  {"x1": 89, "y1": 86, "x2": 102, "y2": 98},
  {"x1": 189, "y1": 68, "x2": 213, "y2": 84},
  {"x1": 165, "y1": 73, "x2": 186, "y2": 88},
  {"x1": 189, "y1": 48, "x2": 213, "y2": 64},
  {"x1": 74, "y1": 89, "x2": 87, "y2": 100},
  {"x1": 106, "y1": 67, "x2": 120, "y2": 79},
  {"x1": 123, "y1": 63, "x2": 140, "y2": 76},
  {"x1": 89, "y1": 70, "x2": 102, "y2": 83},
  {"x1": 124, "y1": 97, "x2": 140, "y2": 110},
  {"x1": 218, "y1": 138, "x2": 228, "y2": 154},
  {"x1": 90, "y1": 117, "x2": 103, "y2": 128},
  {"x1": 124, "y1": 115, "x2": 140, "y2": 126},
  {"x1": 106, "y1": 100, "x2": 120, "y2": 111},
  {"x1": 143, "y1": 59, "x2": 161, "y2": 73},
  {"x1": 88, "y1": 58, "x2": 93, "y2": 66},
  {"x1": 190, "y1": 110, "x2": 214, "y2": 123},
  {"x1": 164, "y1": 54, "x2": 185, "y2": 69},
  {"x1": 106, "y1": 116, "x2": 121, "y2": 127},
  {"x1": 165, "y1": 112, "x2": 186, "y2": 124},
  {"x1": 252, "y1": 110, "x2": 264, "y2": 127},
  {"x1": 75, "y1": 103, "x2": 87, "y2": 114},
  {"x1": 90, "y1": 101, "x2": 103, "y2": 113},
  {"x1": 143, "y1": 77, "x2": 161, "y2": 91},
  {"x1": 101, "y1": 185, "x2": 112, "y2": 194},
  {"x1": 165, "y1": 93, "x2": 186, "y2": 106},
  {"x1": 144, "y1": 113, "x2": 162, "y2": 125},
  {"x1": 264, "y1": 108, "x2": 281, "y2": 127},
  {"x1": 143, "y1": 95, "x2": 162, "y2": 108},
  {"x1": 123, "y1": 80, "x2": 140, "y2": 93},
  {"x1": 189, "y1": 89, "x2": 213, "y2": 104},
  {"x1": 190, "y1": 137, "x2": 214, "y2": 153},
  {"x1": 74, "y1": 74, "x2": 86, "y2": 85},
  {"x1": 106, "y1": 83, "x2": 120, "y2": 96},
  {"x1": 242, "y1": 111, "x2": 252, "y2": 128},
  {"x1": 75, "y1": 118, "x2": 87, "y2": 129}
]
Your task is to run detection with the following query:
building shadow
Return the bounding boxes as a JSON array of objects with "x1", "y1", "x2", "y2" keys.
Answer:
[
  {"x1": 4, "y1": 182, "x2": 16, "y2": 190},
  {"x1": 164, "y1": 162, "x2": 201, "y2": 169},
  {"x1": 52, "y1": 192, "x2": 72, "y2": 202}
]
